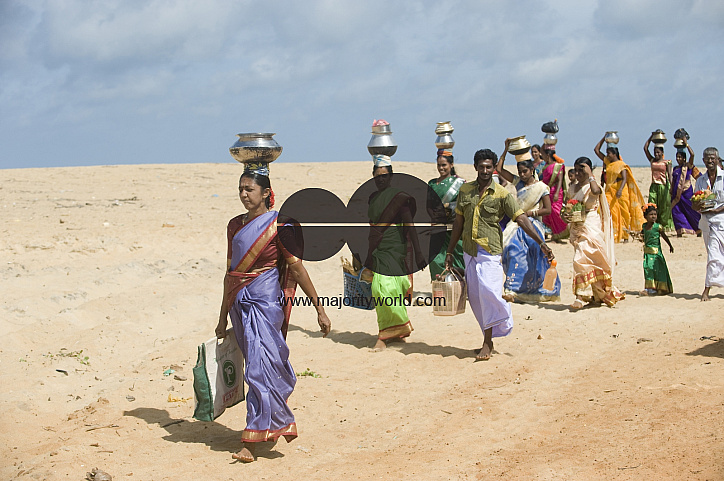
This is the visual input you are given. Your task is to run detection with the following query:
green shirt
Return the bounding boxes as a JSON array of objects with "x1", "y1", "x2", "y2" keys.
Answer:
[{"x1": 455, "y1": 180, "x2": 524, "y2": 256}]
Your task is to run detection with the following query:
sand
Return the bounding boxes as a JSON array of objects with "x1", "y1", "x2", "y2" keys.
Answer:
[{"x1": 1, "y1": 162, "x2": 723, "y2": 480}]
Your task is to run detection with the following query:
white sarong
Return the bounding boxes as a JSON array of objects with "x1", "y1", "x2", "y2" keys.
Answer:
[
  {"x1": 701, "y1": 213, "x2": 724, "y2": 288},
  {"x1": 464, "y1": 246, "x2": 513, "y2": 338}
]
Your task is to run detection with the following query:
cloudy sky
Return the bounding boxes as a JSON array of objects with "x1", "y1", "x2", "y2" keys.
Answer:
[{"x1": 2, "y1": 0, "x2": 723, "y2": 170}]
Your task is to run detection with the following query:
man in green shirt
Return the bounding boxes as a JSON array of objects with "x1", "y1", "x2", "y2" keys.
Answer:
[{"x1": 446, "y1": 148, "x2": 554, "y2": 360}]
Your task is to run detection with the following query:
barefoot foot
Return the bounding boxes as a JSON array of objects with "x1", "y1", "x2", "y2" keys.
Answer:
[
  {"x1": 701, "y1": 287, "x2": 711, "y2": 302},
  {"x1": 475, "y1": 341, "x2": 493, "y2": 361},
  {"x1": 232, "y1": 443, "x2": 256, "y2": 463},
  {"x1": 373, "y1": 338, "x2": 387, "y2": 351}
]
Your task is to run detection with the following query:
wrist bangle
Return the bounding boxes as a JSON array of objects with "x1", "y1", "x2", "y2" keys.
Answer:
[
  {"x1": 445, "y1": 252, "x2": 453, "y2": 257},
  {"x1": 588, "y1": 176, "x2": 595, "y2": 183}
]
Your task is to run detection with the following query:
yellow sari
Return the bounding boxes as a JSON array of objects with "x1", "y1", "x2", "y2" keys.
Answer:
[{"x1": 604, "y1": 158, "x2": 645, "y2": 242}]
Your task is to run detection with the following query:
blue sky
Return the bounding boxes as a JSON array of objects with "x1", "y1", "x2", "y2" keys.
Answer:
[{"x1": 2, "y1": 0, "x2": 723, "y2": 169}]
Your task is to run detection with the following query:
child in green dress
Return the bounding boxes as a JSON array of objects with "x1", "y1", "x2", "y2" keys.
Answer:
[{"x1": 640, "y1": 203, "x2": 674, "y2": 295}]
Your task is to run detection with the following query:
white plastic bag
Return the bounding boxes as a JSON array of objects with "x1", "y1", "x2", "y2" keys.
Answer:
[{"x1": 192, "y1": 329, "x2": 244, "y2": 421}]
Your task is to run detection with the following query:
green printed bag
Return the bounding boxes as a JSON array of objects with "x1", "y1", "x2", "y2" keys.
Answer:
[{"x1": 192, "y1": 329, "x2": 244, "y2": 421}]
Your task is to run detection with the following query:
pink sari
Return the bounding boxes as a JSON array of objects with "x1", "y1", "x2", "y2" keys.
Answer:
[{"x1": 540, "y1": 162, "x2": 568, "y2": 235}]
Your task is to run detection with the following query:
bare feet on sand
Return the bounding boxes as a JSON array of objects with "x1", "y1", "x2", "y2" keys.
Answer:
[
  {"x1": 475, "y1": 341, "x2": 493, "y2": 361},
  {"x1": 373, "y1": 336, "x2": 407, "y2": 351},
  {"x1": 701, "y1": 287, "x2": 711, "y2": 302},
  {"x1": 232, "y1": 443, "x2": 255, "y2": 462}
]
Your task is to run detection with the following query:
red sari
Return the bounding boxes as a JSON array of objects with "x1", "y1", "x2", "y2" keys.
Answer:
[{"x1": 540, "y1": 159, "x2": 568, "y2": 236}]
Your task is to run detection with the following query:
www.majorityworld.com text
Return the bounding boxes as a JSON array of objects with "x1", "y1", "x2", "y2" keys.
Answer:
[{"x1": 278, "y1": 294, "x2": 446, "y2": 310}]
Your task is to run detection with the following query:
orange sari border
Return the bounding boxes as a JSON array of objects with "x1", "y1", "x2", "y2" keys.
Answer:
[
  {"x1": 241, "y1": 423, "x2": 298, "y2": 443},
  {"x1": 378, "y1": 321, "x2": 413, "y2": 341}
]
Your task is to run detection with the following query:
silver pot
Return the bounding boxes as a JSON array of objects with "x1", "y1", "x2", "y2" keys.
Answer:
[
  {"x1": 368, "y1": 122, "x2": 398, "y2": 156},
  {"x1": 604, "y1": 131, "x2": 619, "y2": 145},
  {"x1": 229, "y1": 133, "x2": 283, "y2": 164},
  {"x1": 543, "y1": 133, "x2": 558, "y2": 145},
  {"x1": 435, "y1": 134, "x2": 455, "y2": 149}
]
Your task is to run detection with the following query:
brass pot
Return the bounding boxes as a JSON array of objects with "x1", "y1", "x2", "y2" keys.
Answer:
[
  {"x1": 508, "y1": 135, "x2": 531, "y2": 156},
  {"x1": 651, "y1": 129, "x2": 667, "y2": 144},
  {"x1": 543, "y1": 133, "x2": 557, "y2": 145}
]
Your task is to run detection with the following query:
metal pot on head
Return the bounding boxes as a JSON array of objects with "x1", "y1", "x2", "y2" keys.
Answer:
[
  {"x1": 543, "y1": 133, "x2": 557, "y2": 146},
  {"x1": 229, "y1": 133, "x2": 283, "y2": 164},
  {"x1": 434, "y1": 121, "x2": 455, "y2": 149},
  {"x1": 604, "y1": 131, "x2": 619, "y2": 145},
  {"x1": 651, "y1": 129, "x2": 667, "y2": 144},
  {"x1": 508, "y1": 135, "x2": 531, "y2": 156},
  {"x1": 368, "y1": 123, "x2": 398, "y2": 157}
]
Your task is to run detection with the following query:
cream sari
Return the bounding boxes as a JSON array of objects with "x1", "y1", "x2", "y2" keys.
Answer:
[{"x1": 569, "y1": 183, "x2": 624, "y2": 306}]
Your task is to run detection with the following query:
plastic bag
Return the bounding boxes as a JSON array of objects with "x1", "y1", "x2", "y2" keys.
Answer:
[
  {"x1": 192, "y1": 329, "x2": 244, "y2": 421},
  {"x1": 541, "y1": 120, "x2": 559, "y2": 134}
]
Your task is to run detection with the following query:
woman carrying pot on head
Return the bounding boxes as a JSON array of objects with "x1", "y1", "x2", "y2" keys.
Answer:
[
  {"x1": 366, "y1": 155, "x2": 426, "y2": 351},
  {"x1": 594, "y1": 136, "x2": 646, "y2": 243},
  {"x1": 216, "y1": 165, "x2": 331, "y2": 462},
  {"x1": 539, "y1": 143, "x2": 568, "y2": 243},
  {"x1": 671, "y1": 138, "x2": 702, "y2": 236},
  {"x1": 496, "y1": 139, "x2": 561, "y2": 303},
  {"x1": 427, "y1": 149, "x2": 465, "y2": 280},
  {"x1": 564, "y1": 157, "x2": 625, "y2": 309},
  {"x1": 644, "y1": 134, "x2": 675, "y2": 231}
]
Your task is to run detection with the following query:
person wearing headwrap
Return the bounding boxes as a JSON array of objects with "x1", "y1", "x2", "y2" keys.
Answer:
[
  {"x1": 539, "y1": 143, "x2": 568, "y2": 242},
  {"x1": 594, "y1": 136, "x2": 646, "y2": 242},
  {"x1": 366, "y1": 157, "x2": 426, "y2": 350},
  {"x1": 216, "y1": 160, "x2": 331, "y2": 462},
  {"x1": 427, "y1": 148, "x2": 465, "y2": 280},
  {"x1": 671, "y1": 139, "x2": 701, "y2": 236},
  {"x1": 644, "y1": 134, "x2": 675, "y2": 231}
]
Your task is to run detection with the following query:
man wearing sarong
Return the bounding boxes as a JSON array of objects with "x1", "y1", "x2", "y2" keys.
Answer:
[
  {"x1": 446, "y1": 149, "x2": 554, "y2": 360},
  {"x1": 694, "y1": 147, "x2": 724, "y2": 301}
]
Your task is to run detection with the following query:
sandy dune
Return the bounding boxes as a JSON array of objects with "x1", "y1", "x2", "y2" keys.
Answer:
[{"x1": 1, "y1": 162, "x2": 723, "y2": 480}]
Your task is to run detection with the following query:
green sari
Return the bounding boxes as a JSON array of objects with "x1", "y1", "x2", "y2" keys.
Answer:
[
  {"x1": 643, "y1": 222, "x2": 673, "y2": 294},
  {"x1": 368, "y1": 187, "x2": 413, "y2": 340},
  {"x1": 427, "y1": 175, "x2": 465, "y2": 280}
]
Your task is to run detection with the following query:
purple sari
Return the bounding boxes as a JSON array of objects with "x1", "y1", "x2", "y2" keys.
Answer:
[
  {"x1": 226, "y1": 211, "x2": 298, "y2": 443},
  {"x1": 671, "y1": 165, "x2": 701, "y2": 234}
]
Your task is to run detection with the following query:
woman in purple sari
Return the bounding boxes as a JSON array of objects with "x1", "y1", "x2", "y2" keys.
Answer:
[
  {"x1": 671, "y1": 139, "x2": 702, "y2": 236},
  {"x1": 215, "y1": 169, "x2": 331, "y2": 463}
]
